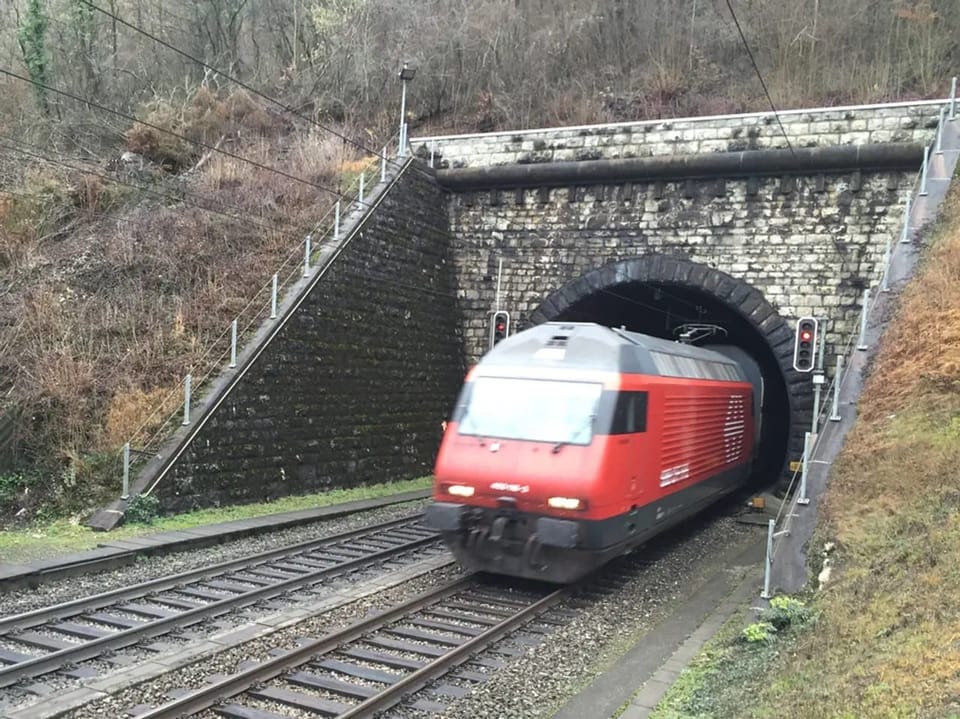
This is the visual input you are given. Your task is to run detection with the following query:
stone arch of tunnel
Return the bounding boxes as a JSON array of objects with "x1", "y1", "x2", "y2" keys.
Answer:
[{"x1": 528, "y1": 254, "x2": 803, "y2": 485}]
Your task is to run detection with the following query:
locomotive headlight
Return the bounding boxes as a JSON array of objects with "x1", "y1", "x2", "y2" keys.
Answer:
[
  {"x1": 547, "y1": 496, "x2": 584, "y2": 510},
  {"x1": 447, "y1": 484, "x2": 475, "y2": 497}
]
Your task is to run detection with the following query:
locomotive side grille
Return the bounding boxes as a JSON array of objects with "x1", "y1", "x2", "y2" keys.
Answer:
[{"x1": 659, "y1": 393, "x2": 748, "y2": 487}]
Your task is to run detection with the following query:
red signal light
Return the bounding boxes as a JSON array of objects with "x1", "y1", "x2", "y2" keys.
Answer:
[{"x1": 800, "y1": 331, "x2": 811, "y2": 342}]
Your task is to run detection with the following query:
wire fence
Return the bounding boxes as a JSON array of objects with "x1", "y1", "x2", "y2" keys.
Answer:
[{"x1": 119, "y1": 130, "x2": 407, "y2": 499}]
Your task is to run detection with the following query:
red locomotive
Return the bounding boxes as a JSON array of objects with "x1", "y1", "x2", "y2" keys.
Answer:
[{"x1": 424, "y1": 322, "x2": 764, "y2": 583}]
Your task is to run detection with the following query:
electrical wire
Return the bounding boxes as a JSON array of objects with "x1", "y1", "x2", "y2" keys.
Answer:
[
  {"x1": 0, "y1": 67, "x2": 367, "y2": 206},
  {"x1": 76, "y1": 0, "x2": 414, "y2": 172},
  {"x1": 722, "y1": 0, "x2": 797, "y2": 158},
  {"x1": 0, "y1": 139, "x2": 310, "y2": 241}
]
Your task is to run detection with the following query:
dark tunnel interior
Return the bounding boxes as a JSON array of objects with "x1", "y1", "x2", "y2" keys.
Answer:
[{"x1": 551, "y1": 281, "x2": 791, "y2": 486}]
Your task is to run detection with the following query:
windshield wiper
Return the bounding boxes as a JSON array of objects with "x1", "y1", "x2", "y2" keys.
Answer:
[{"x1": 552, "y1": 414, "x2": 595, "y2": 454}]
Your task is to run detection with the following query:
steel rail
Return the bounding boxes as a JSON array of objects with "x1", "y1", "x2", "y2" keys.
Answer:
[
  {"x1": 0, "y1": 519, "x2": 438, "y2": 687},
  {"x1": 135, "y1": 577, "x2": 475, "y2": 719},
  {"x1": 338, "y1": 586, "x2": 568, "y2": 718},
  {"x1": 0, "y1": 514, "x2": 423, "y2": 634},
  {"x1": 137, "y1": 577, "x2": 566, "y2": 719}
]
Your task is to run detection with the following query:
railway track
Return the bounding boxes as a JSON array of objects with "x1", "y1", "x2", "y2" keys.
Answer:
[
  {"x1": 0, "y1": 515, "x2": 438, "y2": 689},
  {"x1": 134, "y1": 576, "x2": 568, "y2": 719}
]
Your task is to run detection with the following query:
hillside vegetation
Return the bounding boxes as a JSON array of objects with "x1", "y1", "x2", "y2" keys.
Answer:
[{"x1": 1, "y1": 0, "x2": 959, "y2": 524}]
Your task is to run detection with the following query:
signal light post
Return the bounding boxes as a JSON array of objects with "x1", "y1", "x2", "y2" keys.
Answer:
[
  {"x1": 792, "y1": 317, "x2": 818, "y2": 373},
  {"x1": 489, "y1": 310, "x2": 510, "y2": 350}
]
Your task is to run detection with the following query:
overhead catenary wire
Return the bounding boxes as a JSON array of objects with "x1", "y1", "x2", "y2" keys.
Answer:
[
  {"x1": 76, "y1": 0, "x2": 418, "y2": 173},
  {"x1": 722, "y1": 0, "x2": 797, "y2": 158},
  {"x1": 0, "y1": 67, "x2": 369, "y2": 206}
]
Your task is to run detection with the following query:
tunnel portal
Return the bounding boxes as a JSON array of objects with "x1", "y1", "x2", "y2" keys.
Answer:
[{"x1": 529, "y1": 256, "x2": 800, "y2": 484}]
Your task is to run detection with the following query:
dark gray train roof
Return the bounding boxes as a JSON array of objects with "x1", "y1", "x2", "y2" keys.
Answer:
[{"x1": 480, "y1": 322, "x2": 746, "y2": 380}]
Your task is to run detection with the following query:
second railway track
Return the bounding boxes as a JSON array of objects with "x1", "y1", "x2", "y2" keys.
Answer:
[
  {"x1": 133, "y1": 575, "x2": 568, "y2": 719},
  {"x1": 0, "y1": 515, "x2": 439, "y2": 689}
]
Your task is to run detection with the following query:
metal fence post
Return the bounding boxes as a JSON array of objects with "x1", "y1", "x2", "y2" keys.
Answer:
[
  {"x1": 936, "y1": 106, "x2": 947, "y2": 155},
  {"x1": 358, "y1": 173, "x2": 365, "y2": 206},
  {"x1": 121, "y1": 442, "x2": 130, "y2": 499},
  {"x1": 334, "y1": 200, "x2": 341, "y2": 241},
  {"x1": 920, "y1": 145, "x2": 930, "y2": 196},
  {"x1": 900, "y1": 195, "x2": 912, "y2": 244},
  {"x1": 829, "y1": 355, "x2": 843, "y2": 422},
  {"x1": 229, "y1": 319, "x2": 237, "y2": 368},
  {"x1": 951, "y1": 77, "x2": 957, "y2": 120},
  {"x1": 761, "y1": 518, "x2": 775, "y2": 599},
  {"x1": 381, "y1": 146, "x2": 387, "y2": 182},
  {"x1": 798, "y1": 432, "x2": 811, "y2": 505},
  {"x1": 270, "y1": 274, "x2": 278, "y2": 319},
  {"x1": 303, "y1": 235, "x2": 311, "y2": 277},
  {"x1": 182, "y1": 374, "x2": 192, "y2": 426},
  {"x1": 857, "y1": 288, "x2": 870, "y2": 350}
]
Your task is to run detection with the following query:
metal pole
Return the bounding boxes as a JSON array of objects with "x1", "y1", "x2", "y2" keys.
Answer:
[
  {"x1": 402, "y1": 122, "x2": 409, "y2": 156},
  {"x1": 122, "y1": 442, "x2": 130, "y2": 499},
  {"x1": 761, "y1": 518, "x2": 774, "y2": 599},
  {"x1": 270, "y1": 274, "x2": 278, "y2": 319},
  {"x1": 900, "y1": 195, "x2": 912, "y2": 244},
  {"x1": 829, "y1": 355, "x2": 843, "y2": 422},
  {"x1": 951, "y1": 77, "x2": 957, "y2": 120},
  {"x1": 229, "y1": 319, "x2": 237, "y2": 368},
  {"x1": 398, "y1": 78, "x2": 407, "y2": 157},
  {"x1": 919, "y1": 145, "x2": 930, "y2": 196},
  {"x1": 303, "y1": 235, "x2": 311, "y2": 277},
  {"x1": 334, "y1": 200, "x2": 341, "y2": 242},
  {"x1": 936, "y1": 106, "x2": 947, "y2": 154},
  {"x1": 381, "y1": 146, "x2": 387, "y2": 182},
  {"x1": 358, "y1": 173, "x2": 365, "y2": 206},
  {"x1": 495, "y1": 257, "x2": 503, "y2": 312},
  {"x1": 182, "y1": 374, "x2": 192, "y2": 426},
  {"x1": 812, "y1": 384, "x2": 821, "y2": 435},
  {"x1": 857, "y1": 288, "x2": 870, "y2": 350},
  {"x1": 798, "y1": 431, "x2": 811, "y2": 505},
  {"x1": 816, "y1": 319, "x2": 827, "y2": 371}
]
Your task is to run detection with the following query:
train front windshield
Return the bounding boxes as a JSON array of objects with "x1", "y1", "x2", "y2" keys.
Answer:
[{"x1": 457, "y1": 377, "x2": 603, "y2": 445}]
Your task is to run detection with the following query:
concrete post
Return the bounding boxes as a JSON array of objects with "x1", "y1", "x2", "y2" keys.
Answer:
[
  {"x1": 936, "y1": 106, "x2": 947, "y2": 155},
  {"x1": 900, "y1": 195, "x2": 912, "y2": 244},
  {"x1": 920, "y1": 145, "x2": 930, "y2": 196},
  {"x1": 358, "y1": 173, "x2": 365, "y2": 206},
  {"x1": 303, "y1": 235, "x2": 311, "y2": 277},
  {"x1": 334, "y1": 200, "x2": 341, "y2": 242}
]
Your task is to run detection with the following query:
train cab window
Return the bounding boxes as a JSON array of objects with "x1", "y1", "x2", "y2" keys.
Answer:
[
  {"x1": 610, "y1": 391, "x2": 648, "y2": 434},
  {"x1": 457, "y1": 377, "x2": 604, "y2": 445}
]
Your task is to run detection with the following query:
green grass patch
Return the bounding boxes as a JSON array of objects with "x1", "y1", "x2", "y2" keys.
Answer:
[{"x1": 0, "y1": 476, "x2": 432, "y2": 565}]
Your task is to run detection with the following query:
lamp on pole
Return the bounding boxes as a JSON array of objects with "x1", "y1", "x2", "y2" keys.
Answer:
[{"x1": 398, "y1": 62, "x2": 416, "y2": 157}]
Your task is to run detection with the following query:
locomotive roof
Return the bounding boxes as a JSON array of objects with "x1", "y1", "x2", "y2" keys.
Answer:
[{"x1": 480, "y1": 322, "x2": 745, "y2": 380}]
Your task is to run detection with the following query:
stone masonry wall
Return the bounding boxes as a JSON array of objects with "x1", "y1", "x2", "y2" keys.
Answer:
[
  {"x1": 414, "y1": 101, "x2": 944, "y2": 168},
  {"x1": 448, "y1": 170, "x2": 912, "y2": 367},
  {"x1": 156, "y1": 164, "x2": 464, "y2": 511}
]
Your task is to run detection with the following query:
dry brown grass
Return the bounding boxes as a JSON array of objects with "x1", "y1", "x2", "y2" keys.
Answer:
[{"x1": 0, "y1": 102, "x2": 357, "y2": 522}]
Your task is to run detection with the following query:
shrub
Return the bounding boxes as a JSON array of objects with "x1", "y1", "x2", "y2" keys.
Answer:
[
  {"x1": 741, "y1": 621, "x2": 777, "y2": 644},
  {"x1": 761, "y1": 596, "x2": 812, "y2": 631},
  {"x1": 125, "y1": 493, "x2": 160, "y2": 525}
]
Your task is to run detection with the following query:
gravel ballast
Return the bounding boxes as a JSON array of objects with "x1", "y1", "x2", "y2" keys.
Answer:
[{"x1": 2, "y1": 499, "x2": 430, "y2": 616}]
